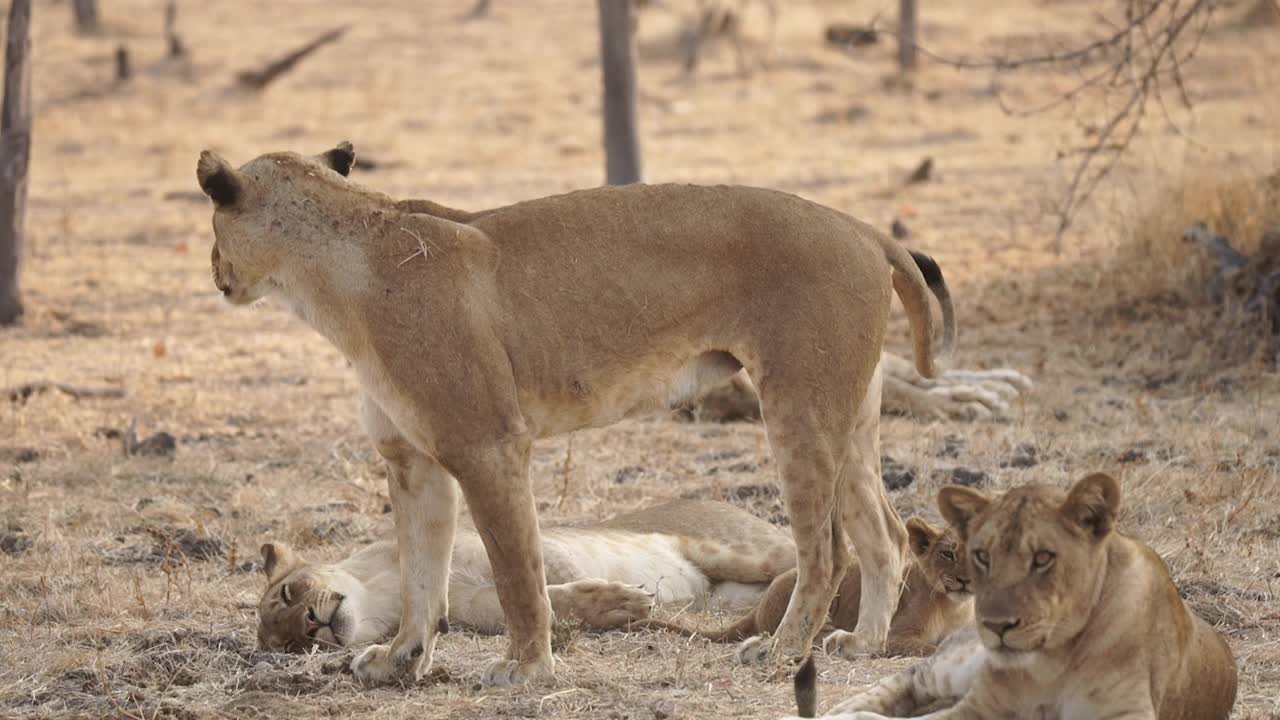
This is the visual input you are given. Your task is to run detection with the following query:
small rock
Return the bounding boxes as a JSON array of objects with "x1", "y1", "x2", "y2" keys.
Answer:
[
  {"x1": 1053, "y1": 410, "x2": 1070, "y2": 422},
  {"x1": 1118, "y1": 449, "x2": 1146, "y2": 464},
  {"x1": 95, "y1": 426, "x2": 123, "y2": 440},
  {"x1": 881, "y1": 456, "x2": 915, "y2": 490},
  {"x1": 730, "y1": 484, "x2": 778, "y2": 501},
  {"x1": 0, "y1": 533, "x2": 32, "y2": 555},
  {"x1": 613, "y1": 465, "x2": 645, "y2": 484},
  {"x1": 933, "y1": 467, "x2": 987, "y2": 487},
  {"x1": 1002, "y1": 444, "x2": 1038, "y2": 469},
  {"x1": 937, "y1": 435, "x2": 965, "y2": 459},
  {"x1": 653, "y1": 699, "x2": 676, "y2": 720},
  {"x1": 13, "y1": 448, "x2": 39, "y2": 464},
  {"x1": 253, "y1": 661, "x2": 272, "y2": 674},
  {"x1": 891, "y1": 218, "x2": 910, "y2": 240},
  {"x1": 906, "y1": 157, "x2": 934, "y2": 184},
  {"x1": 131, "y1": 432, "x2": 177, "y2": 458}
]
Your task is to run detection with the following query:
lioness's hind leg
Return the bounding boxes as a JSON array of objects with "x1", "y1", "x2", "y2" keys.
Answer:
[
  {"x1": 825, "y1": 367, "x2": 911, "y2": 660},
  {"x1": 743, "y1": 385, "x2": 858, "y2": 667}
]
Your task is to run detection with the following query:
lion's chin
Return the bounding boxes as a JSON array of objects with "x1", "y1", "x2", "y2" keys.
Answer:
[{"x1": 221, "y1": 285, "x2": 270, "y2": 306}]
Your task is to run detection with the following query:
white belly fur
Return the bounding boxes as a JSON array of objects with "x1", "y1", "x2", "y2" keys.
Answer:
[{"x1": 546, "y1": 532, "x2": 713, "y2": 606}]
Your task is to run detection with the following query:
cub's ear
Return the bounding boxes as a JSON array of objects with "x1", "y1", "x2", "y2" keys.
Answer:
[
  {"x1": 937, "y1": 486, "x2": 991, "y2": 540},
  {"x1": 320, "y1": 141, "x2": 355, "y2": 177},
  {"x1": 906, "y1": 517, "x2": 940, "y2": 558},
  {"x1": 197, "y1": 150, "x2": 241, "y2": 206},
  {"x1": 1061, "y1": 473, "x2": 1121, "y2": 540},
  {"x1": 260, "y1": 542, "x2": 299, "y2": 583}
]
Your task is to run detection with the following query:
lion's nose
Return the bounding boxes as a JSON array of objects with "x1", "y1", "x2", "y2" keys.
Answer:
[{"x1": 982, "y1": 618, "x2": 1021, "y2": 638}]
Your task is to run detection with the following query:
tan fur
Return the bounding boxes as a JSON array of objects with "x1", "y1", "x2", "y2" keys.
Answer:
[
  {"x1": 198, "y1": 143, "x2": 954, "y2": 686},
  {"x1": 791, "y1": 474, "x2": 1238, "y2": 720},
  {"x1": 642, "y1": 518, "x2": 972, "y2": 657},
  {"x1": 256, "y1": 499, "x2": 792, "y2": 652}
]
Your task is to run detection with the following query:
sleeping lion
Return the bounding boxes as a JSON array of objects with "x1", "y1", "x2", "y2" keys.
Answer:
[{"x1": 254, "y1": 500, "x2": 971, "y2": 660}]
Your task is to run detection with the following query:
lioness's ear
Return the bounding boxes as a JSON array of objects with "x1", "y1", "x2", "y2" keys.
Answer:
[
  {"x1": 937, "y1": 486, "x2": 990, "y2": 540},
  {"x1": 260, "y1": 542, "x2": 299, "y2": 583},
  {"x1": 1061, "y1": 473, "x2": 1121, "y2": 540},
  {"x1": 320, "y1": 141, "x2": 355, "y2": 177},
  {"x1": 197, "y1": 150, "x2": 241, "y2": 206},
  {"x1": 906, "y1": 517, "x2": 939, "y2": 557}
]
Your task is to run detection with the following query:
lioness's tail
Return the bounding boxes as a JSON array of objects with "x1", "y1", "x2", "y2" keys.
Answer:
[
  {"x1": 795, "y1": 655, "x2": 818, "y2": 718},
  {"x1": 881, "y1": 240, "x2": 956, "y2": 378},
  {"x1": 629, "y1": 611, "x2": 760, "y2": 643}
]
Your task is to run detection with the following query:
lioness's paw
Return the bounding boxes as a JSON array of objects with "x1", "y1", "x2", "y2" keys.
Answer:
[
  {"x1": 562, "y1": 579, "x2": 655, "y2": 629},
  {"x1": 823, "y1": 629, "x2": 885, "y2": 660},
  {"x1": 351, "y1": 641, "x2": 427, "y2": 685},
  {"x1": 480, "y1": 656, "x2": 555, "y2": 688},
  {"x1": 735, "y1": 633, "x2": 772, "y2": 666}
]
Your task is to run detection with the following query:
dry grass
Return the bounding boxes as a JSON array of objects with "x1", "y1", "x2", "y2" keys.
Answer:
[
  {"x1": 1, "y1": 0, "x2": 1278, "y2": 718},
  {"x1": 1119, "y1": 164, "x2": 1280, "y2": 297},
  {"x1": 1101, "y1": 162, "x2": 1280, "y2": 375}
]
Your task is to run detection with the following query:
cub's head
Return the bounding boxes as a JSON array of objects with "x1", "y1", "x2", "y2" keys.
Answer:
[
  {"x1": 196, "y1": 142, "x2": 357, "y2": 306},
  {"x1": 938, "y1": 473, "x2": 1121, "y2": 658},
  {"x1": 906, "y1": 517, "x2": 971, "y2": 600},
  {"x1": 255, "y1": 541, "x2": 377, "y2": 652}
]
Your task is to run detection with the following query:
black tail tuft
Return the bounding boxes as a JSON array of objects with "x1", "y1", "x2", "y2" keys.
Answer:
[
  {"x1": 909, "y1": 250, "x2": 945, "y2": 288},
  {"x1": 794, "y1": 655, "x2": 817, "y2": 718}
]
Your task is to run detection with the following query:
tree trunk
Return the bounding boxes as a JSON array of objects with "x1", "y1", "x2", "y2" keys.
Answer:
[
  {"x1": 597, "y1": 0, "x2": 642, "y2": 185},
  {"x1": 72, "y1": 0, "x2": 98, "y2": 34},
  {"x1": 0, "y1": 0, "x2": 32, "y2": 325},
  {"x1": 898, "y1": 0, "x2": 917, "y2": 70}
]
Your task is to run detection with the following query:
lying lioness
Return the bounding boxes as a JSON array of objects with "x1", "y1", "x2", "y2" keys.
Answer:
[
  {"x1": 791, "y1": 473, "x2": 1238, "y2": 720},
  {"x1": 255, "y1": 499, "x2": 794, "y2": 651},
  {"x1": 198, "y1": 142, "x2": 953, "y2": 686},
  {"x1": 642, "y1": 517, "x2": 971, "y2": 658}
]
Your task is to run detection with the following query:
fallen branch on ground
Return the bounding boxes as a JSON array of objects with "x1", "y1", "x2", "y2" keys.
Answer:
[{"x1": 235, "y1": 25, "x2": 348, "y2": 91}]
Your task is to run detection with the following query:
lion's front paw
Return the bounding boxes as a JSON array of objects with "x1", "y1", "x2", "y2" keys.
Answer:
[
  {"x1": 560, "y1": 579, "x2": 655, "y2": 629},
  {"x1": 350, "y1": 641, "x2": 427, "y2": 685},
  {"x1": 735, "y1": 633, "x2": 807, "y2": 677},
  {"x1": 480, "y1": 656, "x2": 555, "y2": 687},
  {"x1": 735, "y1": 633, "x2": 772, "y2": 666},
  {"x1": 823, "y1": 629, "x2": 885, "y2": 660}
]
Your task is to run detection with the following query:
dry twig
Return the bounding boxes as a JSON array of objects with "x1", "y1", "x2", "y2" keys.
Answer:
[{"x1": 848, "y1": 0, "x2": 1221, "y2": 251}]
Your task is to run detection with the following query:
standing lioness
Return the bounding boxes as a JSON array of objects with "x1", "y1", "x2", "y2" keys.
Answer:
[{"x1": 197, "y1": 142, "x2": 954, "y2": 687}]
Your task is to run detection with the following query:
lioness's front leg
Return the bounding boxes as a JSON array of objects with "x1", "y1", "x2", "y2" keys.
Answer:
[
  {"x1": 351, "y1": 435, "x2": 458, "y2": 684},
  {"x1": 450, "y1": 435, "x2": 555, "y2": 687}
]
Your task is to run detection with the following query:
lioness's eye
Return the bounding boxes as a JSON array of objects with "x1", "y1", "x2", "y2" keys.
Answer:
[
  {"x1": 941, "y1": 550, "x2": 956, "y2": 562},
  {"x1": 280, "y1": 584, "x2": 292, "y2": 604},
  {"x1": 972, "y1": 549, "x2": 989, "y2": 568},
  {"x1": 1032, "y1": 550, "x2": 1055, "y2": 570}
]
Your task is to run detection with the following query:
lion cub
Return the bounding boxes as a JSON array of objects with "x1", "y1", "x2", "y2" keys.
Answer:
[
  {"x1": 648, "y1": 518, "x2": 971, "y2": 658},
  {"x1": 791, "y1": 473, "x2": 1238, "y2": 720}
]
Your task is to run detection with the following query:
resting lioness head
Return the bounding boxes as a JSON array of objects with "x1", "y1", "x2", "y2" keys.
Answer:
[
  {"x1": 905, "y1": 517, "x2": 970, "y2": 600},
  {"x1": 938, "y1": 473, "x2": 1121, "y2": 657},
  {"x1": 255, "y1": 542, "x2": 384, "y2": 652}
]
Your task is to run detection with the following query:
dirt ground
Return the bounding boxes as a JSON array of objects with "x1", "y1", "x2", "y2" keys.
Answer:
[{"x1": 1, "y1": 0, "x2": 1278, "y2": 718}]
